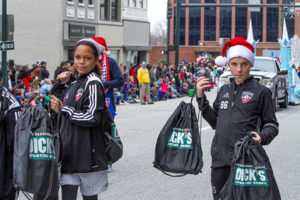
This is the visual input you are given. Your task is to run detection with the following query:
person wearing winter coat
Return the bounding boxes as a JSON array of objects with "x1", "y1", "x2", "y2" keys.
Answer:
[
  {"x1": 0, "y1": 85, "x2": 21, "y2": 200},
  {"x1": 18, "y1": 64, "x2": 38, "y2": 92},
  {"x1": 196, "y1": 37, "x2": 279, "y2": 199},
  {"x1": 39, "y1": 61, "x2": 49, "y2": 80},
  {"x1": 50, "y1": 37, "x2": 108, "y2": 200}
]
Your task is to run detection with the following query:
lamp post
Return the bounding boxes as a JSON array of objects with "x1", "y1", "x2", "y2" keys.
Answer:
[
  {"x1": 167, "y1": 0, "x2": 171, "y2": 65},
  {"x1": 175, "y1": 0, "x2": 181, "y2": 68},
  {"x1": 2, "y1": 0, "x2": 7, "y2": 87}
]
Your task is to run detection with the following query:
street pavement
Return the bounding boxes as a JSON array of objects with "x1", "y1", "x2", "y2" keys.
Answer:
[{"x1": 19, "y1": 88, "x2": 300, "y2": 200}]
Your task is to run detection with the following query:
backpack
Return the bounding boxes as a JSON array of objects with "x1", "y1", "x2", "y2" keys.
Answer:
[
  {"x1": 218, "y1": 135, "x2": 281, "y2": 200},
  {"x1": 13, "y1": 106, "x2": 59, "y2": 198},
  {"x1": 153, "y1": 94, "x2": 203, "y2": 176}
]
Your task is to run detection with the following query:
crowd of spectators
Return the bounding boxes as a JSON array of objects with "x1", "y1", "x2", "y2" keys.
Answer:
[
  {"x1": 0, "y1": 58, "x2": 225, "y2": 109},
  {"x1": 113, "y1": 61, "x2": 224, "y2": 105},
  {"x1": 0, "y1": 59, "x2": 71, "y2": 111}
]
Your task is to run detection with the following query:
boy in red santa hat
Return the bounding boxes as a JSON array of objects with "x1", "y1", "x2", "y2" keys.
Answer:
[{"x1": 196, "y1": 37, "x2": 279, "y2": 199}]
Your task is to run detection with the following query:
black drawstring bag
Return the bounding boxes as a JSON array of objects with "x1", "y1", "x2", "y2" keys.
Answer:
[
  {"x1": 13, "y1": 106, "x2": 59, "y2": 199},
  {"x1": 218, "y1": 135, "x2": 281, "y2": 200},
  {"x1": 102, "y1": 106, "x2": 123, "y2": 165},
  {"x1": 153, "y1": 95, "x2": 203, "y2": 176}
]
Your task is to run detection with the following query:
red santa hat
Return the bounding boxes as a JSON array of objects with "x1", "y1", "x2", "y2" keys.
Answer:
[
  {"x1": 215, "y1": 37, "x2": 255, "y2": 66},
  {"x1": 76, "y1": 37, "x2": 110, "y2": 57}
]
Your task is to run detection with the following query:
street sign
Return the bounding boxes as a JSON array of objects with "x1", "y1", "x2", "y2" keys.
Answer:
[{"x1": 0, "y1": 41, "x2": 14, "y2": 51}]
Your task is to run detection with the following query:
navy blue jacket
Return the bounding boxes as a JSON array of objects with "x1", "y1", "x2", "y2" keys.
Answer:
[{"x1": 99, "y1": 57, "x2": 124, "y2": 111}]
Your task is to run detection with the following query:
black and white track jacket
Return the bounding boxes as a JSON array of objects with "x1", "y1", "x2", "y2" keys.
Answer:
[
  {"x1": 197, "y1": 77, "x2": 279, "y2": 168},
  {"x1": 60, "y1": 71, "x2": 107, "y2": 173},
  {"x1": 0, "y1": 86, "x2": 21, "y2": 198}
]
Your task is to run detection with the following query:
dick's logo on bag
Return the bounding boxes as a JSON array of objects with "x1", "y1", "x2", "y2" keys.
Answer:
[
  {"x1": 167, "y1": 128, "x2": 193, "y2": 149},
  {"x1": 29, "y1": 133, "x2": 56, "y2": 161},
  {"x1": 234, "y1": 164, "x2": 268, "y2": 186}
]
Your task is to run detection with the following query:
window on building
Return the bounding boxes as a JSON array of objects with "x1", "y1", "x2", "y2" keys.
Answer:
[
  {"x1": 189, "y1": 0, "x2": 200, "y2": 2},
  {"x1": 267, "y1": 7, "x2": 278, "y2": 42},
  {"x1": 220, "y1": 7, "x2": 232, "y2": 39},
  {"x1": 220, "y1": 0, "x2": 231, "y2": 3},
  {"x1": 133, "y1": 0, "x2": 137, "y2": 7},
  {"x1": 267, "y1": 0, "x2": 278, "y2": 3},
  {"x1": 88, "y1": 0, "x2": 93, "y2": 5},
  {"x1": 100, "y1": 0, "x2": 108, "y2": 20},
  {"x1": 205, "y1": 0, "x2": 216, "y2": 3},
  {"x1": 67, "y1": 0, "x2": 74, "y2": 2},
  {"x1": 235, "y1": 7, "x2": 247, "y2": 38},
  {"x1": 127, "y1": 0, "x2": 130, "y2": 6},
  {"x1": 178, "y1": 0, "x2": 186, "y2": 3},
  {"x1": 236, "y1": 0, "x2": 247, "y2": 2},
  {"x1": 204, "y1": 7, "x2": 216, "y2": 41},
  {"x1": 111, "y1": 0, "x2": 119, "y2": 21},
  {"x1": 78, "y1": 0, "x2": 83, "y2": 4},
  {"x1": 173, "y1": 6, "x2": 186, "y2": 45},
  {"x1": 189, "y1": 7, "x2": 201, "y2": 45},
  {"x1": 251, "y1": 8, "x2": 263, "y2": 41},
  {"x1": 140, "y1": 0, "x2": 143, "y2": 8}
]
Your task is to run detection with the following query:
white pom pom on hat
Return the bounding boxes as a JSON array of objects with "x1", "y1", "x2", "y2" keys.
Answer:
[
  {"x1": 215, "y1": 36, "x2": 255, "y2": 66},
  {"x1": 215, "y1": 56, "x2": 227, "y2": 66}
]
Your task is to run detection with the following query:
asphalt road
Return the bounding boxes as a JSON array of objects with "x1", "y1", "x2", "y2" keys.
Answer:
[{"x1": 19, "y1": 88, "x2": 300, "y2": 200}]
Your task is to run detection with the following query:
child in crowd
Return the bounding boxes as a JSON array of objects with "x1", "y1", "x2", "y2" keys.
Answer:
[{"x1": 161, "y1": 79, "x2": 168, "y2": 100}]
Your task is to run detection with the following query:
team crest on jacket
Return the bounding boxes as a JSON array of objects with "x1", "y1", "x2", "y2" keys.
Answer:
[
  {"x1": 241, "y1": 91, "x2": 254, "y2": 103},
  {"x1": 75, "y1": 88, "x2": 84, "y2": 101}
]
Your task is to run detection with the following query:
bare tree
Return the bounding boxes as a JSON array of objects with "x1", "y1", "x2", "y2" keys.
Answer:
[{"x1": 151, "y1": 20, "x2": 167, "y2": 45}]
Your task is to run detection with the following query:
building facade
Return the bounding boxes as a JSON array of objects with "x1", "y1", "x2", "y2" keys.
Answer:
[
  {"x1": 150, "y1": 0, "x2": 300, "y2": 65},
  {"x1": 122, "y1": 0, "x2": 151, "y2": 67},
  {"x1": 3, "y1": 0, "x2": 150, "y2": 77}
]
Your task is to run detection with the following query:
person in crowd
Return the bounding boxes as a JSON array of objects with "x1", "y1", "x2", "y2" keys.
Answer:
[
  {"x1": 7, "y1": 59, "x2": 16, "y2": 87},
  {"x1": 40, "y1": 79, "x2": 53, "y2": 95},
  {"x1": 6, "y1": 69, "x2": 13, "y2": 91},
  {"x1": 0, "y1": 85, "x2": 21, "y2": 200},
  {"x1": 122, "y1": 74, "x2": 130, "y2": 103},
  {"x1": 31, "y1": 61, "x2": 41, "y2": 81},
  {"x1": 29, "y1": 93, "x2": 39, "y2": 107},
  {"x1": 50, "y1": 37, "x2": 108, "y2": 200},
  {"x1": 39, "y1": 61, "x2": 49, "y2": 80},
  {"x1": 137, "y1": 61, "x2": 154, "y2": 105},
  {"x1": 155, "y1": 63, "x2": 164, "y2": 80},
  {"x1": 96, "y1": 37, "x2": 124, "y2": 117},
  {"x1": 54, "y1": 61, "x2": 69, "y2": 81},
  {"x1": 29, "y1": 80, "x2": 40, "y2": 95},
  {"x1": 18, "y1": 64, "x2": 38, "y2": 92},
  {"x1": 148, "y1": 64, "x2": 156, "y2": 86},
  {"x1": 129, "y1": 64, "x2": 138, "y2": 85},
  {"x1": 196, "y1": 37, "x2": 279, "y2": 199},
  {"x1": 151, "y1": 82, "x2": 159, "y2": 102}
]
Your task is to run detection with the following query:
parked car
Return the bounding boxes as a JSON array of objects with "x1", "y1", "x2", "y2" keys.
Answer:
[{"x1": 218, "y1": 57, "x2": 289, "y2": 111}]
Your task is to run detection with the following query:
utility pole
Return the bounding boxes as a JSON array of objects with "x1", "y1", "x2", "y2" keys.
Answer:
[
  {"x1": 175, "y1": 0, "x2": 181, "y2": 68},
  {"x1": 167, "y1": 0, "x2": 171, "y2": 65},
  {"x1": 2, "y1": 0, "x2": 7, "y2": 87}
]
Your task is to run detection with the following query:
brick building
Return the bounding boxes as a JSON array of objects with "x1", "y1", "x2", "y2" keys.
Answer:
[{"x1": 150, "y1": 0, "x2": 300, "y2": 65}]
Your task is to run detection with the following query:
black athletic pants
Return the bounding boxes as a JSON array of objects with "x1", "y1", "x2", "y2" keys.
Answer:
[{"x1": 211, "y1": 166, "x2": 231, "y2": 200}]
